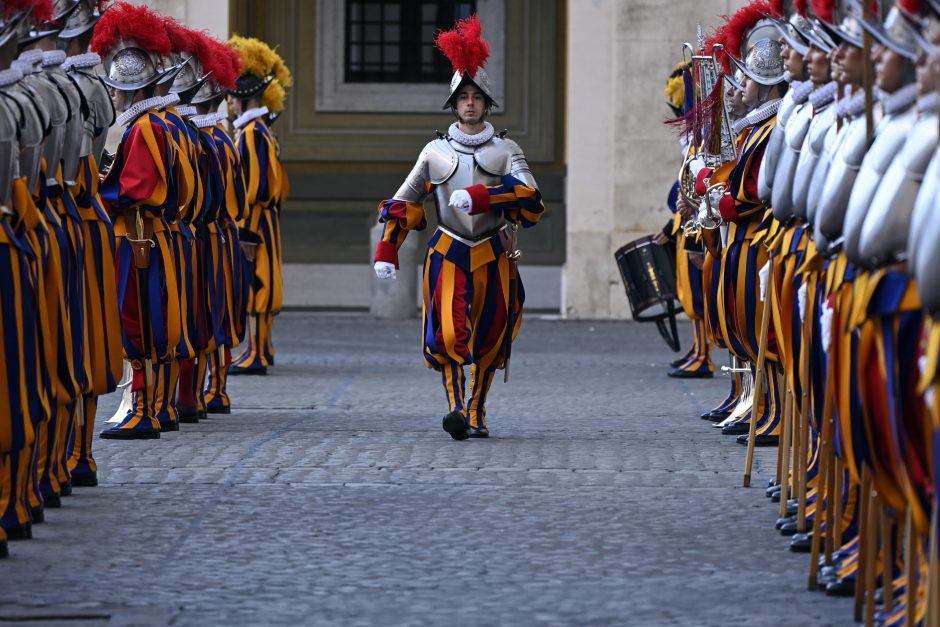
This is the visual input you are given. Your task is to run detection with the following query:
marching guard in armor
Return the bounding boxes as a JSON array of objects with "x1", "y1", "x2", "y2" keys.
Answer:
[{"x1": 373, "y1": 16, "x2": 544, "y2": 440}]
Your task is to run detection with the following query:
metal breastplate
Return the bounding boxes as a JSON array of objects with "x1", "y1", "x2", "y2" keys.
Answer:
[
  {"x1": 859, "y1": 114, "x2": 938, "y2": 265},
  {"x1": 771, "y1": 101, "x2": 813, "y2": 220},
  {"x1": 6, "y1": 82, "x2": 46, "y2": 193},
  {"x1": 47, "y1": 66, "x2": 84, "y2": 185},
  {"x1": 909, "y1": 147, "x2": 940, "y2": 312},
  {"x1": 395, "y1": 135, "x2": 537, "y2": 242},
  {"x1": 815, "y1": 116, "x2": 869, "y2": 241},
  {"x1": 843, "y1": 108, "x2": 918, "y2": 265},
  {"x1": 758, "y1": 91, "x2": 797, "y2": 202},
  {"x1": 796, "y1": 106, "x2": 836, "y2": 223},
  {"x1": 23, "y1": 72, "x2": 69, "y2": 186},
  {"x1": 0, "y1": 96, "x2": 18, "y2": 207}
]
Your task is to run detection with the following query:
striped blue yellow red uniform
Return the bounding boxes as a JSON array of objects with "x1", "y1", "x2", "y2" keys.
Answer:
[{"x1": 377, "y1": 173, "x2": 544, "y2": 428}]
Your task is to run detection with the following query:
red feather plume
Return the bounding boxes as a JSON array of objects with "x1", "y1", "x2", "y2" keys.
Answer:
[
  {"x1": 90, "y1": 1, "x2": 172, "y2": 58},
  {"x1": 721, "y1": 1, "x2": 777, "y2": 59},
  {"x1": 795, "y1": 0, "x2": 808, "y2": 16},
  {"x1": 899, "y1": 0, "x2": 920, "y2": 16},
  {"x1": 198, "y1": 34, "x2": 240, "y2": 91},
  {"x1": 434, "y1": 14, "x2": 490, "y2": 77},
  {"x1": 769, "y1": 0, "x2": 785, "y2": 17},
  {"x1": 811, "y1": 0, "x2": 835, "y2": 23},
  {"x1": 3, "y1": 0, "x2": 54, "y2": 21},
  {"x1": 162, "y1": 16, "x2": 193, "y2": 54}
]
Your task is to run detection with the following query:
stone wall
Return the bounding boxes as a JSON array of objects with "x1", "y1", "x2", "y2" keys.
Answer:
[{"x1": 564, "y1": 0, "x2": 748, "y2": 319}]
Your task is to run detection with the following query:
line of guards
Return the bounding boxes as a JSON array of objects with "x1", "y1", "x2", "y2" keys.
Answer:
[
  {"x1": 664, "y1": 0, "x2": 940, "y2": 624},
  {"x1": 0, "y1": 0, "x2": 289, "y2": 560}
]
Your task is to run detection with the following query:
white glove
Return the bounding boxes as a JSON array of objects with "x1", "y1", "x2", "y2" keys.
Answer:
[
  {"x1": 819, "y1": 301, "x2": 834, "y2": 354},
  {"x1": 448, "y1": 189, "x2": 473, "y2": 214},
  {"x1": 797, "y1": 282, "x2": 808, "y2": 323},
  {"x1": 758, "y1": 261, "x2": 770, "y2": 302},
  {"x1": 689, "y1": 157, "x2": 707, "y2": 178},
  {"x1": 920, "y1": 355, "x2": 936, "y2": 409},
  {"x1": 374, "y1": 261, "x2": 396, "y2": 280}
]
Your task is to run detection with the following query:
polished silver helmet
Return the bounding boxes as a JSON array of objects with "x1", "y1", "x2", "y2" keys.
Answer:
[
  {"x1": 730, "y1": 38, "x2": 787, "y2": 85},
  {"x1": 818, "y1": 0, "x2": 865, "y2": 47},
  {"x1": 58, "y1": 0, "x2": 107, "y2": 40},
  {"x1": 443, "y1": 68, "x2": 498, "y2": 110},
  {"x1": 101, "y1": 41, "x2": 160, "y2": 91},
  {"x1": 774, "y1": 12, "x2": 813, "y2": 55},
  {"x1": 858, "y1": 2, "x2": 919, "y2": 60},
  {"x1": 170, "y1": 54, "x2": 209, "y2": 100}
]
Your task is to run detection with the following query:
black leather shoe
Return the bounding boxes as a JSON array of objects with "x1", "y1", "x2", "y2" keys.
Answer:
[
  {"x1": 70, "y1": 472, "x2": 98, "y2": 488},
  {"x1": 159, "y1": 421, "x2": 179, "y2": 433},
  {"x1": 670, "y1": 357, "x2": 688, "y2": 368},
  {"x1": 721, "y1": 422, "x2": 750, "y2": 435},
  {"x1": 442, "y1": 411, "x2": 469, "y2": 441},
  {"x1": 59, "y1": 479, "x2": 72, "y2": 497},
  {"x1": 0, "y1": 540, "x2": 7, "y2": 558},
  {"x1": 468, "y1": 427, "x2": 489, "y2": 438},
  {"x1": 5, "y1": 523, "x2": 31, "y2": 541},
  {"x1": 100, "y1": 427, "x2": 160, "y2": 440},
  {"x1": 42, "y1": 493, "x2": 61, "y2": 508},
  {"x1": 704, "y1": 411, "x2": 730, "y2": 422},
  {"x1": 786, "y1": 502, "x2": 798, "y2": 516},
  {"x1": 825, "y1": 578, "x2": 856, "y2": 596},
  {"x1": 206, "y1": 405, "x2": 231, "y2": 415},
  {"x1": 30, "y1": 506, "x2": 44, "y2": 524},
  {"x1": 736, "y1": 434, "x2": 779, "y2": 446},
  {"x1": 790, "y1": 533, "x2": 812, "y2": 552},
  {"x1": 177, "y1": 405, "x2": 200, "y2": 423},
  {"x1": 782, "y1": 519, "x2": 814, "y2": 536},
  {"x1": 667, "y1": 368, "x2": 714, "y2": 379},
  {"x1": 766, "y1": 484, "x2": 779, "y2": 498},
  {"x1": 776, "y1": 515, "x2": 795, "y2": 529},
  {"x1": 229, "y1": 366, "x2": 267, "y2": 376}
]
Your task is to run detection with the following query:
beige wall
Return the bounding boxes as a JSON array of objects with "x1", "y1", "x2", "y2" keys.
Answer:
[
  {"x1": 133, "y1": 0, "x2": 228, "y2": 37},
  {"x1": 564, "y1": 0, "x2": 748, "y2": 319}
]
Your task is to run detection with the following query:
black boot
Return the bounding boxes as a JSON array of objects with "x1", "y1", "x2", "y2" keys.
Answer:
[
  {"x1": 177, "y1": 404, "x2": 200, "y2": 423},
  {"x1": 468, "y1": 426, "x2": 489, "y2": 438},
  {"x1": 442, "y1": 411, "x2": 469, "y2": 441},
  {"x1": 71, "y1": 471, "x2": 98, "y2": 488}
]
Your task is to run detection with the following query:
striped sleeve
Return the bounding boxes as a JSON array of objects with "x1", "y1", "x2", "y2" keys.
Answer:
[
  {"x1": 481, "y1": 174, "x2": 544, "y2": 228},
  {"x1": 374, "y1": 192, "x2": 429, "y2": 268},
  {"x1": 103, "y1": 117, "x2": 169, "y2": 213}
]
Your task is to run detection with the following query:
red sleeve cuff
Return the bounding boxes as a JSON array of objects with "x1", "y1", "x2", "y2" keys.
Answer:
[
  {"x1": 694, "y1": 168, "x2": 713, "y2": 196},
  {"x1": 465, "y1": 184, "x2": 492, "y2": 215},
  {"x1": 718, "y1": 194, "x2": 737, "y2": 222},
  {"x1": 374, "y1": 240, "x2": 400, "y2": 269}
]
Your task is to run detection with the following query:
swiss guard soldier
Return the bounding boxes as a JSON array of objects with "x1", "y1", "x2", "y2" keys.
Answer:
[
  {"x1": 713, "y1": 4, "x2": 788, "y2": 446},
  {"x1": 92, "y1": 1, "x2": 183, "y2": 439},
  {"x1": 373, "y1": 15, "x2": 544, "y2": 440},
  {"x1": 0, "y1": 0, "x2": 46, "y2": 557},
  {"x1": 58, "y1": 0, "x2": 121, "y2": 487},
  {"x1": 193, "y1": 37, "x2": 249, "y2": 415},
  {"x1": 226, "y1": 34, "x2": 291, "y2": 376}
]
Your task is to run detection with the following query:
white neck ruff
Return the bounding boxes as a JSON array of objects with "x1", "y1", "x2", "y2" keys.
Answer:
[
  {"x1": 176, "y1": 104, "x2": 198, "y2": 117},
  {"x1": 233, "y1": 106, "x2": 269, "y2": 129},
  {"x1": 448, "y1": 121, "x2": 494, "y2": 146},
  {"x1": 117, "y1": 96, "x2": 165, "y2": 127},
  {"x1": 192, "y1": 112, "x2": 227, "y2": 128},
  {"x1": 63, "y1": 52, "x2": 101, "y2": 71}
]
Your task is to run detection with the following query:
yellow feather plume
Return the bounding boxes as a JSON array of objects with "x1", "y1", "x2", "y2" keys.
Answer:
[
  {"x1": 228, "y1": 34, "x2": 292, "y2": 87},
  {"x1": 262, "y1": 78, "x2": 287, "y2": 113}
]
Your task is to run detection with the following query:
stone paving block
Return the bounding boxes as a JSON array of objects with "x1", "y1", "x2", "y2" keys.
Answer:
[{"x1": 0, "y1": 314, "x2": 853, "y2": 626}]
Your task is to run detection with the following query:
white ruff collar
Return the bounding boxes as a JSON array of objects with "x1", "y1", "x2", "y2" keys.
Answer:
[
  {"x1": 919, "y1": 92, "x2": 940, "y2": 115},
  {"x1": 42, "y1": 50, "x2": 67, "y2": 67},
  {"x1": 63, "y1": 52, "x2": 101, "y2": 70},
  {"x1": 160, "y1": 93, "x2": 181, "y2": 110},
  {"x1": 881, "y1": 83, "x2": 919, "y2": 116},
  {"x1": 192, "y1": 112, "x2": 227, "y2": 128},
  {"x1": 117, "y1": 96, "x2": 165, "y2": 127},
  {"x1": 791, "y1": 80, "x2": 814, "y2": 105},
  {"x1": 175, "y1": 104, "x2": 198, "y2": 117},
  {"x1": 0, "y1": 68, "x2": 23, "y2": 87},
  {"x1": 733, "y1": 98, "x2": 782, "y2": 135},
  {"x1": 448, "y1": 121, "x2": 494, "y2": 146},
  {"x1": 233, "y1": 106, "x2": 268, "y2": 129},
  {"x1": 809, "y1": 81, "x2": 838, "y2": 110}
]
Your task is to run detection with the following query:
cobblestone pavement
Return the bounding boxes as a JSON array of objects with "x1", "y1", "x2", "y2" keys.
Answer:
[{"x1": 0, "y1": 313, "x2": 854, "y2": 626}]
